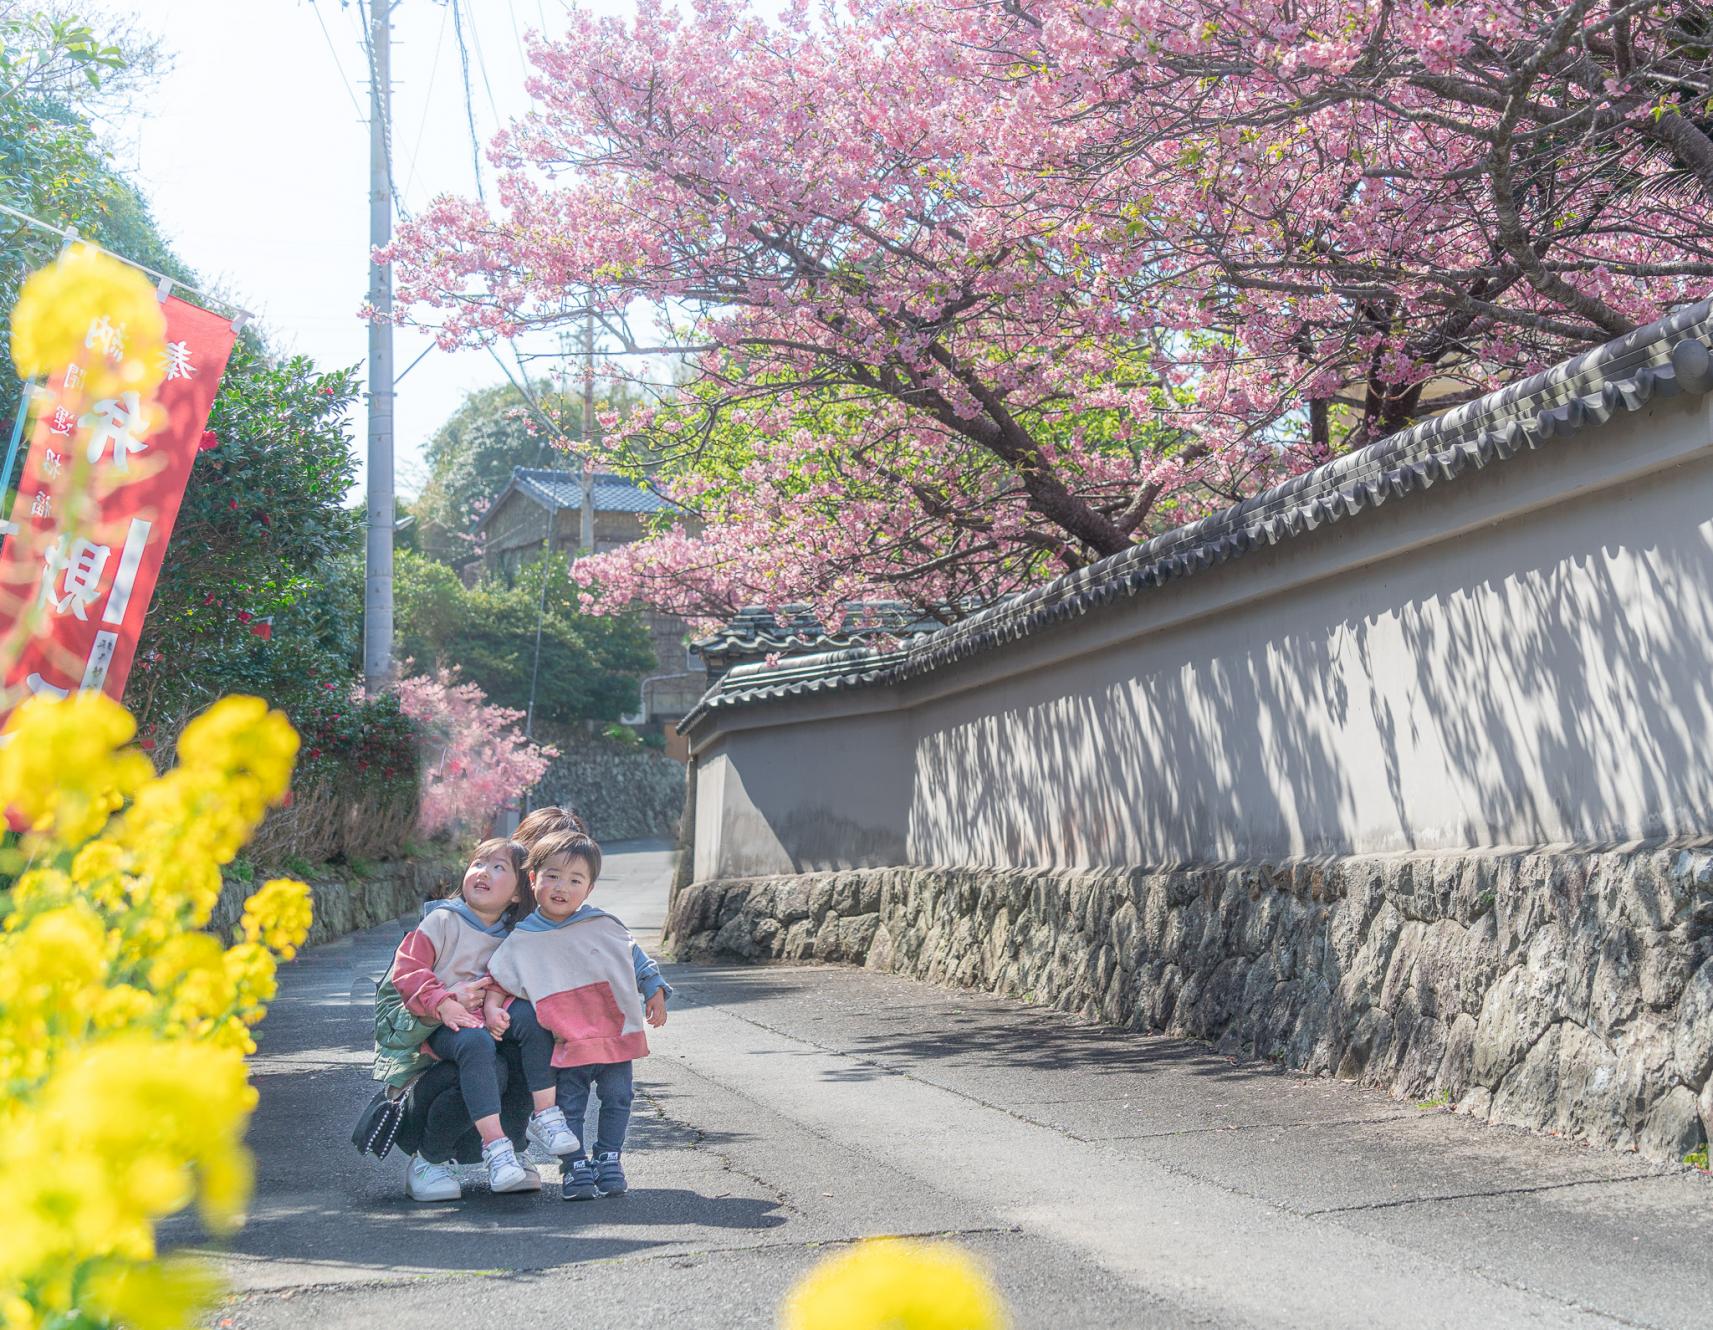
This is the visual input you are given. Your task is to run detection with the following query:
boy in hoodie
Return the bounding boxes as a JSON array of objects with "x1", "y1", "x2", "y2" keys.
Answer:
[{"x1": 484, "y1": 830, "x2": 670, "y2": 1200}]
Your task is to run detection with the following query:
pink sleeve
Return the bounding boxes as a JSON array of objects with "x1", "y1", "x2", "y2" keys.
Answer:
[{"x1": 392, "y1": 929, "x2": 450, "y2": 1020}]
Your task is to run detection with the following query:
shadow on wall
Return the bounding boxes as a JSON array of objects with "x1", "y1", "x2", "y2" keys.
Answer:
[{"x1": 909, "y1": 465, "x2": 1713, "y2": 867}]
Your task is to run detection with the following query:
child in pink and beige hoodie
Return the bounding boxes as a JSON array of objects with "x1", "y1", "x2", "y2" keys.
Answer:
[{"x1": 484, "y1": 830, "x2": 670, "y2": 1200}]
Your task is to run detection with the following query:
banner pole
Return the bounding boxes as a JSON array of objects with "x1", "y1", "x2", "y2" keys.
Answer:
[{"x1": 0, "y1": 381, "x2": 31, "y2": 524}]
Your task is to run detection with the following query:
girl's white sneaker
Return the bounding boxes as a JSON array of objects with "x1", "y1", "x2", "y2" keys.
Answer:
[
  {"x1": 406, "y1": 1153, "x2": 461, "y2": 1202},
  {"x1": 526, "y1": 1106, "x2": 580, "y2": 1156},
  {"x1": 483, "y1": 1138, "x2": 533, "y2": 1193}
]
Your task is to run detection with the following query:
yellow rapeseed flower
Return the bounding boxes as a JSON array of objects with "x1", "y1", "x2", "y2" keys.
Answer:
[
  {"x1": 9, "y1": 244, "x2": 166, "y2": 399},
  {"x1": 177, "y1": 696, "x2": 300, "y2": 802},
  {"x1": 80, "y1": 1258, "x2": 220, "y2": 1330},
  {"x1": 780, "y1": 1239, "x2": 1008, "y2": 1330},
  {"x1": 240, "y1": 878, "x2": 314, "y2": 958},
  {"x1": 0, "y1": 694, "x2": 153, "y2": 845},
  {"x1": 0, "y1": 690, "x2": 310, "y2": 1329}
]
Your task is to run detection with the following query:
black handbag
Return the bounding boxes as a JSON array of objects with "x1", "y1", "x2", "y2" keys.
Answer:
[{"x1": 351, "y1": 1087, "x2": 407, "y2": 1159}]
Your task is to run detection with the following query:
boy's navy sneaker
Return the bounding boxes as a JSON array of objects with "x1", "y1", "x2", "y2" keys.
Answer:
[
  {"x1": 593, "y1": 1151, "x2": 628, "y2": 1196},
  {"x1": 562, "y1": 1157, "x2": 599, "y2": 1201}
]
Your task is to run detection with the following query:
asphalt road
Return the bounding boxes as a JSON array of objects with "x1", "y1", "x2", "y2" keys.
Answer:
[{"x1": 176, "y1": 841, "x2": 1713, "y2": 1329}]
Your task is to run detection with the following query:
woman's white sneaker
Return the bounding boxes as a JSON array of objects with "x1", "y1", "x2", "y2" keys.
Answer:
[
  {"x1": 405, "y1": 1153, "x2": 461, "y2": 1202},
  {"x1": 526, "y1": 1106, "x2": 580, "y2": 1156},
  {"x1": 483, "y1": 1138, "x2": 533, "y2": 1193}
]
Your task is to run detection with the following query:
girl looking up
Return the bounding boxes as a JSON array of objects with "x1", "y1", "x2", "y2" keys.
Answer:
[{"x1": 374, "y1": 839, "x2": 547, "y2": 1198}]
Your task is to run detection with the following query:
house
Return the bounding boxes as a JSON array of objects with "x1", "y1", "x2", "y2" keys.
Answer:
[{"x1": 476, "y1": 467, "x2": 708, "y2": 747}]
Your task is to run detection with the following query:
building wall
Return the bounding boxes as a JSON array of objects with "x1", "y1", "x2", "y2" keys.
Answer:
[{"x1": 689, "y1": 390, "x2": 1713, "y2": 878}]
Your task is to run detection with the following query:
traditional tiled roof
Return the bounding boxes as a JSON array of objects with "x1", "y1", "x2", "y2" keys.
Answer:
[
  {"x1": 682, "y1": 295, "x2": 1713, "y2": 735},
  {"x1": 477, "y1": 468, "x2": 676, "y2": 531},
  {"x1": 692, "y1": 604, "x2": 944, "y2": 669}
]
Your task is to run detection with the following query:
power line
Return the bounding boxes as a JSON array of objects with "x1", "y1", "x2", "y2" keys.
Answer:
[
  {"x1": 308, "y1": 0, "x2": 367, "y2": 121},
  {"x1": 508, "y1": 0, "x2": 530, "y2": 69},
  {"x1": 461, "y1": 0, "x2": 504, "y2": 128},
  {"x1": 401, "y1": 0, "x2": 452, "y2": 203},
  {"x1": 449, "y1": 0, "x2": 487, "y2": 203},
  {"x1": 354, "y1": 0, "x2": 410, "y2": 220}
]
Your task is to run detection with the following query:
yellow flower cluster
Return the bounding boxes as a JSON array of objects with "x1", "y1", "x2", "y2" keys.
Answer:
[
  {"x1": 8, "y1": 243, "x2": 167, "y2": 400},
  {"x1": 240, "y1": 878, "x2": 314, "y2": 959},
  {"x1": 0, "y1": 693, "x2": 311, "y2": 1330},
  {"x1": 780, "y1": 1239, "x2": 1008, "y2": 1330}
]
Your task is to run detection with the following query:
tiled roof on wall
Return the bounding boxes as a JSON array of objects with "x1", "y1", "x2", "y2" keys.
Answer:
[
  {"x1": 693, "y1": 603, "x2": 945, "y2": 664},
  {"x1": 682, "y1": 295, "x2": 1713, "y2": 734}
]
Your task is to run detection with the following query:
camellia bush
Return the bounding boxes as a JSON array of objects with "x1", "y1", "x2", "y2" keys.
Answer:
[
  {"x1": 0, "y1": 692, "x2": 312, "y2": 1330},
  {"x1": 394, "y1": 669, "x2": 556, "y2": 840}
]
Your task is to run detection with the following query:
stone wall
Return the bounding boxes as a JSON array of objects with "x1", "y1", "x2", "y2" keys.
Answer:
[
  {"x1": 532, "y1": 731, "x2": 688, "y2": 842},
  {"x1": 211, "y1": 858, "x2": 460, "y2": 950},
  {"x1": 667, "y1": 847, "x2": 1713, "y2": 1162}
]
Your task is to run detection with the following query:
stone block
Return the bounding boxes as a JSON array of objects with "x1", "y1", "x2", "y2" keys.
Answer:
[
  {"x1": 780, "y1": 918, "x2": 817, "y2": 962},
  {"x1": 777, "y1": 880, "x2": 816, "y2": 925},
  {"x1": 1639, "y1": 926, "x2": 1694, "y2": 1010},
  {"x1": 838, "y1": 912, "x2": 881, "y2": 960},
  {"x1": 1672, "y1": 958, "x2": 1713, "y2": 1087},
  {"x1": 1639, "y1": 1085, "x2": 1704, "y2": 1161},
  {"x1": 1489, "y1": 1023, "x2": 1562, "y2": 1131}
]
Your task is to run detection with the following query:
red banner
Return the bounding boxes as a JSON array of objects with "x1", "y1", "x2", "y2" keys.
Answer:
[{"x1": 0, "y1": 294, "x2": 237, "y2": 717}]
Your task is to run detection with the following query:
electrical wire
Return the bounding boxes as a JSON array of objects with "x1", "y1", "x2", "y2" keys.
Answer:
[
  {"x1": 462, "y1": 0, "x2": 504, "y2": 128},
  {"x1": 354, "y1": 0, "x2": 411, "y2": 220},
  {"x1": 449, "y1": 0, "x2": 487, "y2": 203},
  {"x1": 308, "y1": 0, "x2": 367, "y2": 121},
  {"x1": 401, "y1": 0, "x2": 453, "y2": 203},
  {"x1": 508, "y1": 0, "x2": 530, "y2": 69}
]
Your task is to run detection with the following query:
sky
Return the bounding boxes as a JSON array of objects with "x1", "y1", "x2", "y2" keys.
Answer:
[{"x1": 114, "y1": 0, "x2": 625, "y2": 498}]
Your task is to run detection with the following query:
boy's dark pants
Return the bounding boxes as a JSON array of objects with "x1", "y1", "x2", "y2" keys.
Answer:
[{"x1": 556, "y1": 1061, "x2": 634, "y2": 1160}]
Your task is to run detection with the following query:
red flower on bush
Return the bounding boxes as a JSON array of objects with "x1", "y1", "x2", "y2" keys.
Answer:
[{"x1": 197, "y1": 429, "x2": 220, "y2": 452}]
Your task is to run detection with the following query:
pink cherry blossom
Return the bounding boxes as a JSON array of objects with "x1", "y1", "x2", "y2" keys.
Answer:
[
  {"x1": 394, "y1": 670, "x2": 558, "y2": 839},
  {"x1": 388, "y1": 0, "x2": 1713, "y2": 622}
]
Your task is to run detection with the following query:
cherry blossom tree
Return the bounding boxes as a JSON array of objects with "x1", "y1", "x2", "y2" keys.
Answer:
[
  {"x1": 388, "y1": 0, "x2": 1713, "y2": 626},
  {"x1": 394, "y1": 670, "x2": 557, "y2": 839}
]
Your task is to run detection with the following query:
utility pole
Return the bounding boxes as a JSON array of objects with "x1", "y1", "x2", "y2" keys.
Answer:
[
  {"x1": 364, "y1": 0, "x2": 396, "y2": 689},
  {"x1": 580, "y1": 308, "x2": 596, "y2": 552}
]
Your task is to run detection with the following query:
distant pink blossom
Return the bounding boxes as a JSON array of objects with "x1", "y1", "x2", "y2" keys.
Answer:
[{"x1": 395, "y1": 670, "x2": 557, "y2": 839}]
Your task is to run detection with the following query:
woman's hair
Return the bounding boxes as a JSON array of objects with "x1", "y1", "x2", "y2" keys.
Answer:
[
  {"x1": 514, "y1": 805, "x2": 590, "y2": 849},
  {"x1": 456, "y1": 837, "x2": 534, "y2": 924},
  {"x1": 526, "y1": 828, "x2": 603, "y2": 884}
]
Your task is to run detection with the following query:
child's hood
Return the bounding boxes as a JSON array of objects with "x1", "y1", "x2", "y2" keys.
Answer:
[
  {"x1": 421, "y1": 897, "x2": 510, "y2": 937},
  {"x1": 514, "y1": 904, "x2": 626, "y2": 933}
]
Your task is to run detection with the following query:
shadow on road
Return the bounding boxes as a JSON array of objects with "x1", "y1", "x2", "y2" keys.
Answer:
[{"x1": 670, "y1": 961, "x2": 1287, "y2": 1090}]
